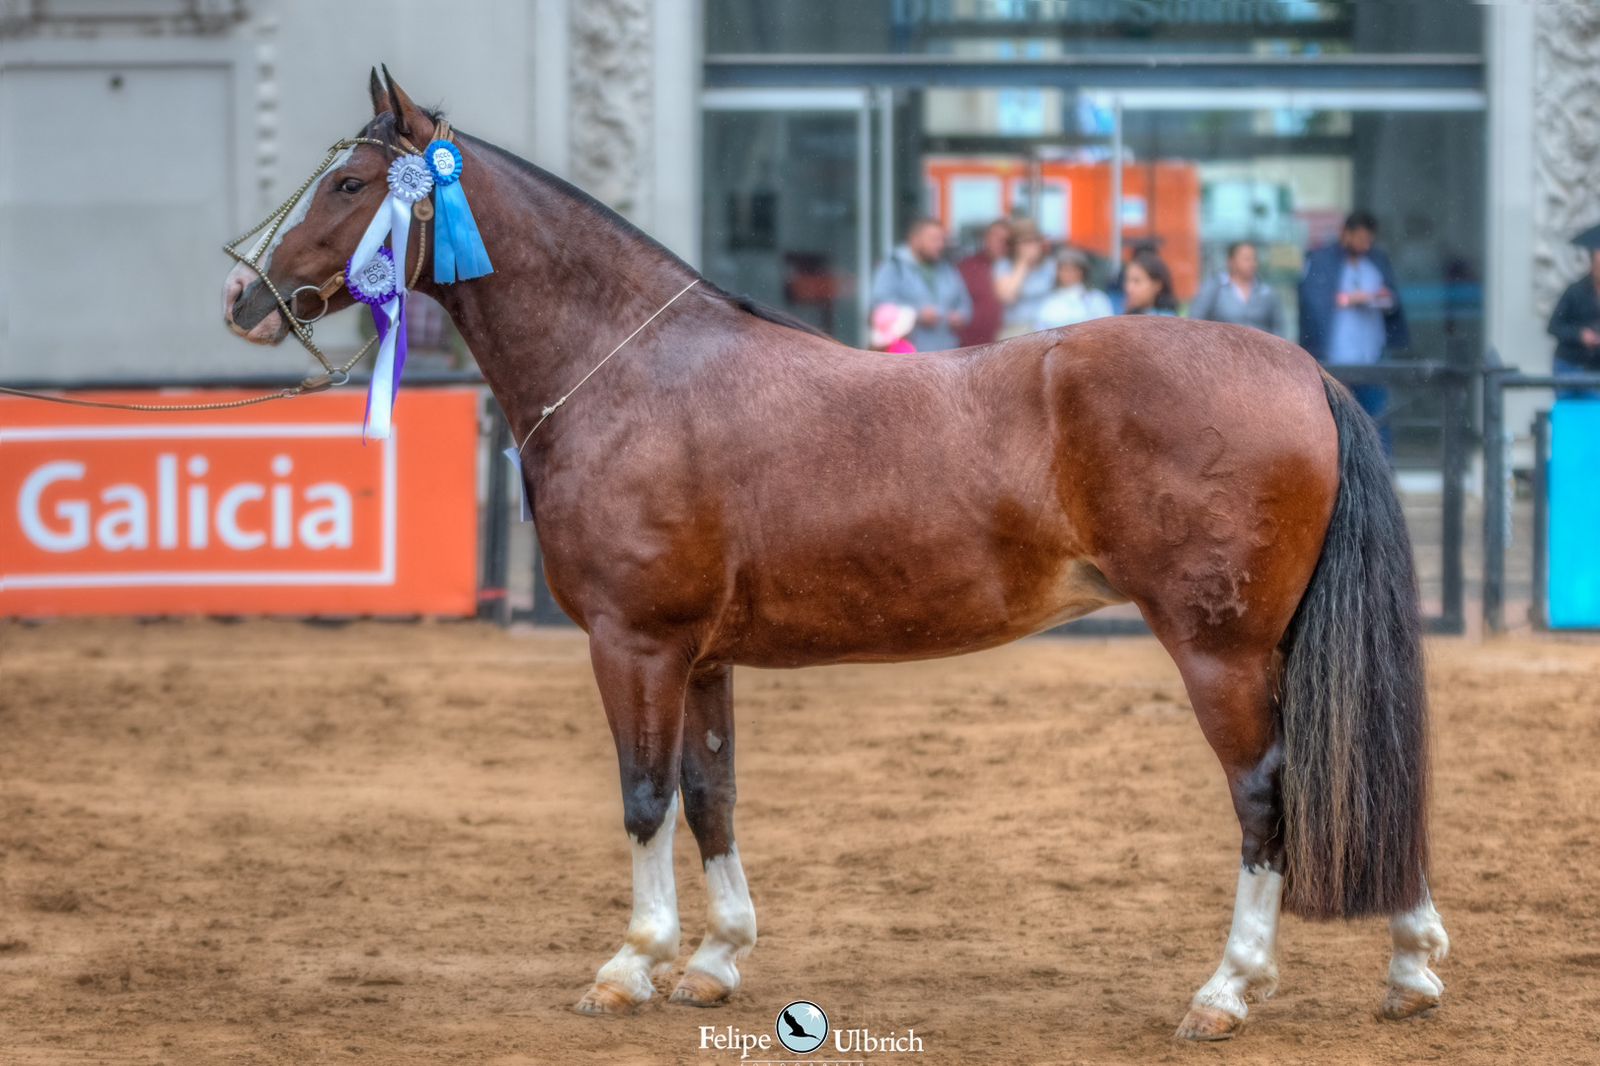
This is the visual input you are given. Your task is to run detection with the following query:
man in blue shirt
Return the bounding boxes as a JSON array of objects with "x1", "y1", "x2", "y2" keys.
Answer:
[
  {"x1": 1299, "y1": 212, "x2": 1410, "y2": 453},
  {"x1": 869, "y1": 218, "x2": 972, "y2": 351}
]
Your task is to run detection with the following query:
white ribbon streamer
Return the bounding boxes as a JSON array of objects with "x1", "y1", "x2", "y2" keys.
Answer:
[{"x1": 351, "y1": 193, "x2": 414, "y2": 440}]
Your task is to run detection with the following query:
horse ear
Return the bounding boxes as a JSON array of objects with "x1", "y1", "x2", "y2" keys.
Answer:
[
  {"x1": 369, "y1": 66, "x2": 387, "y2": 118},
  {"x1": 380, "y1": 64, "x2": 433, "y2": 142}
]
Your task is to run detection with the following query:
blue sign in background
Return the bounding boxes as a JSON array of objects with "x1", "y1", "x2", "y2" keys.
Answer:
[{"x1": 1549, "y1": 400, "x2": 1600, "y2": 628}]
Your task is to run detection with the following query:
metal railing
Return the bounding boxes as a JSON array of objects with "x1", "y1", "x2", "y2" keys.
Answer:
[
  {"x1": 1480, "y1": 359, "x2": 1600, "y2": 634},
  {"x1": 1024, "y1": 360, "x2": 1474, "y2": 637},
  {"x1": 3, "y1": 361, "x2": 1479, "y2": 636}
]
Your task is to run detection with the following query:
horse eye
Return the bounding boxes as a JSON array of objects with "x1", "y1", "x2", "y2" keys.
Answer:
[{"x1": 337, "y1": 177, "x2": 365, "y2": 194}]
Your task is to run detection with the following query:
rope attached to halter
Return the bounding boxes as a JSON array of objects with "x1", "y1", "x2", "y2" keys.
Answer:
[
  {"x1": 1, "y1": 127, "x2": 461, "y2": 423},
  {"x1": 516, "y1": 279, "x2": 701, "y2": 454}
]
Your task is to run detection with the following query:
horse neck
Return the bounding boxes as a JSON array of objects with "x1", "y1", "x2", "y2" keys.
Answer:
[{"x1": 421, "y1": 137, "x2": 702, "y2": 445}]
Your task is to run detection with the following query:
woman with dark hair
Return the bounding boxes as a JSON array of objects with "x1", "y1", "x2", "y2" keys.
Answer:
[
  {"x1": 1122, "y1": 249, "x2": 1178, "y2": 316},
  {"x1": 1189, "y1": 241, "x2": 1284, "y2": 336}
]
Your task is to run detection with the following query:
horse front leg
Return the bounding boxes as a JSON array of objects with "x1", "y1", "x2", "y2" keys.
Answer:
[
  {"x1": 669, "y1": 664, "x2": 757, "y2": 1007},
  {"x1": 574, "y1": 627, "x2": 690, "y2": 1015}
]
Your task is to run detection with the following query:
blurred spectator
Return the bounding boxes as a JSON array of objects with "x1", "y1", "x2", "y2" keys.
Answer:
[
  {"x1": 1122, "y1": 250, "x2": 1178, "y2": 316},
  {"x1": 1298, "y1": 211, "x2": 1410, "y2": 449},
  {"x1": 1035, "y1": 249, "x2": 1112, "y2": 329},
  {"x1": 869, "y1": 217, "x2": 972, "y2": 352},
  {"x1": 956, "y1": 219, "x2": 1011, "y2": 347},
  {"x1": 1547, "y1": 223, "x2": 1600, "y2": 399},
  {"x1": 870, "y1": 303, "x2": 917, "y2": 354},
  {"x1": 1109, "y1": 238, "x2": 1163, "y2": 313},
  {"x1": 1188, "y1": 242, "x2": 1284, "y2": 337},
  {"x1": 994, "y1": 220, "x2": 1057, "y2": 338}
]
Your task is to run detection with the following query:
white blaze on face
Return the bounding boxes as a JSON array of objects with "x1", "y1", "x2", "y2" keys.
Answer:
[
  {"x1": 1388, "y1": 890, "x2": 1449, "y2": 999},
  {"x1": 260, "y1": 145, "x2": 356, "y2": 274},
  {"x1": 1190, "y1": 865, "x2": 1282, "y2": 1020},
  {"x1": 593, "y1": 794, "x2": 681, "y2": 1004},
  {"x1": 684, "y1": 845, "x2": 758, "y2": 991},
  {"x1": 225, "y1": 145, "x2": 356, "y2": 338}
]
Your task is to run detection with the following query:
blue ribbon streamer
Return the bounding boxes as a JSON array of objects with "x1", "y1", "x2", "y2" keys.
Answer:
[
  {"x1": 433, "y1": 180, "x2": 494, "y2": 283},
  {"x1": 426, "y1": 139, "x2": 494, "y2": 284}
]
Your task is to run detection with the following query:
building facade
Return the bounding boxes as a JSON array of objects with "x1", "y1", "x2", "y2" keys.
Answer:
[{"x1": 1, "y1": 0, "x2": 1595, "y2": 454}]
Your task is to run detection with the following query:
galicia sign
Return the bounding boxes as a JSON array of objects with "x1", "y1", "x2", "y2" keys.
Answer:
[{"x1": 0, "y1": 389, "x2": 480, "y2": 616}]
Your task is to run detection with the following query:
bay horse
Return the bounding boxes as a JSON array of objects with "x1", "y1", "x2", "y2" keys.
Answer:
[{"x1": 222, "y1": 70, "x2": 1448, "y2": 1040}]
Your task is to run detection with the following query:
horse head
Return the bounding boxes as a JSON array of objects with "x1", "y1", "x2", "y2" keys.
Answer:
[{"x1": 222, "y1": 67, "x2": 436, "y2": 345}]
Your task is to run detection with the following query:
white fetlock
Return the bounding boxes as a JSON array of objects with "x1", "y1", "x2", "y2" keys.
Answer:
[
  {"x1": 588, "y1": 795, "x2": 682, "y2": 1007},
  {"x1": 1189, "y1": 865, "x2": 1284, "y2": 1023},
  {"x1": 1388, "y1": 893, "x2": 1448, "y2": 1000},
  {"x1": 677, "y1": 846, "x2": 757, "y2": 999}
]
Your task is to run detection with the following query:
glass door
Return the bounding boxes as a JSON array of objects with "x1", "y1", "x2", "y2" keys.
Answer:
[{"x1": 702, "y1": 89, "x2": 875, "y2": 346}]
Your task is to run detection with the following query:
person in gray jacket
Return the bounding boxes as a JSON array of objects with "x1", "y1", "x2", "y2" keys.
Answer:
[
  {"x1": 869, "y1": 217, "x2": 972, "y2": 351},
  {"x1": 1188, "y1": 241, "x2": 1284, "y2": 337}
]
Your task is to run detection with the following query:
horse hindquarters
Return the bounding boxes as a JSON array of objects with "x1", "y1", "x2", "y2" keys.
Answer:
[
  {"x1": 1061, "y1": 350, "x2": 1437, "y2": 1037},
  {"x1": 1152, "y1": 377, "x2": 1442, "y2": 1039}
]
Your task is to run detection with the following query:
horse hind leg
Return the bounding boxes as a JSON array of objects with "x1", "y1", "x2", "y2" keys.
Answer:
[
  {"x1": 670, "y1": 664, "x2": 758, "y2": 1007},
  {"x1": 1382, "y1": 884, "x2": 1449, "y2": 1020},
  {"x1": 574, "y1": 628, "x2": 689, "y2": 1015},
  {"x1": 1163, "y1": 644, "x2": 1287, "y2": 1041}
]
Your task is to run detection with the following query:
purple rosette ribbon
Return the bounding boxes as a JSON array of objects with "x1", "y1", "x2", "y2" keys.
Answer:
[{"x1": 345, "y1": 245, "x2": 407, "y2": 439}]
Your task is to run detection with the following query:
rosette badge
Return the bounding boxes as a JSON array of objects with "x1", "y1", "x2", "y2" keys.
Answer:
[
  {"x1": 387, "y1": 154, "x2": 434, "y2": 205},
  {"x1": 347, "y1": 245, "x2": 397, "y2": 306},
  {"x1": 425, "y1": 138, "x2": 493, "y2": 284},
  {"x1": 429, "y1": 142, "x2": 461, "y2": 184}
]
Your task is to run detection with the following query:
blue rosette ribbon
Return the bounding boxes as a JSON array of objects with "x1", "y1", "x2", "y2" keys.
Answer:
[{"x1": 425, "y1": 139, "x2": 494, "y2": 284}]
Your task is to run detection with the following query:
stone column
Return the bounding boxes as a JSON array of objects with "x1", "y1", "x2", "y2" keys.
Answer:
[
  {"x1": 567, "y1": 0, "x2": 702, "y2": 265},
  {"x1": 1534, "y1": 1, "x2": 1600, "y2": 318}
]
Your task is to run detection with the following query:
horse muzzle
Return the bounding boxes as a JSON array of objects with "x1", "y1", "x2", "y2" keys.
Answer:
[{"x1": 223, "y1": 262, "x2": 291, "y2": 345}]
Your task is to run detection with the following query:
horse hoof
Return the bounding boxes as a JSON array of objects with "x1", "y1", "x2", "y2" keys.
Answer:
[
  {"x1": 1175, "y1": 1004, "x2": 1245, "y2": 1041},
  {"x1": 574, "y1": 981, "x2": 639, "y2": 1015},
  {"x1": 1379, "y1": 985, "x2": 1440, "y2": 1021},
  {"x1": 669, "y1": 970, "x2": 734, "y2": 1007}
]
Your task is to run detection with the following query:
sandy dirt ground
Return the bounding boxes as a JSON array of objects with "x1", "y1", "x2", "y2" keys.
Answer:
[{"x1": 2, "y1": 619, "x2": 1598, "y2": 1066}]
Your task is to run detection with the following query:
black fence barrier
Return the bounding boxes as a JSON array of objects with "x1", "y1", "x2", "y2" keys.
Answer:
[
  {"x1": 1056, "y1": 361, "x2": 1473, "y2": 637},
  {"x1": 1480, "y1": 359, "x2": 1600, "y2": 634},
  {"x1": 508, "y1": 360, "x2": 1474, "y2": 637},
  {"x1": 3, "y1": 363, "x2": 1476, "y2": 637}
]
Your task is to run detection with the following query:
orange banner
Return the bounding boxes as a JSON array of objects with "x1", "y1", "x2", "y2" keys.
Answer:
[{"x1": 0, "y1": 388, "x2": 481, "y2": 617}]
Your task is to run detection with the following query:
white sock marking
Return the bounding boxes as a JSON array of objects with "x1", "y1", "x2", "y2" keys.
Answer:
[
  {"x1": 1191, "y1": 865, "x2": 1282, "y2": 1020},
  {"x1": 684, "y1": 845, "x2": 757, "y2": 991},
  {"x1": 1388, "y1": 889, "x2": 1448, "y2": 999},
  {"x1": 593, "y1": 794, "x2": 680, "y2": 1004}
]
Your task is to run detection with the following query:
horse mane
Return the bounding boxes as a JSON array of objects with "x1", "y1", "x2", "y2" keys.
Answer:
[{"x1": 376, "y1": 112, "x2": 830, "y2": 342}]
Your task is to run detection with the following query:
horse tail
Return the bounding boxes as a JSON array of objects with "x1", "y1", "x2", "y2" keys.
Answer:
[{"x1": 1277, "y1": 375, "x2": 1429, "y2": 920}]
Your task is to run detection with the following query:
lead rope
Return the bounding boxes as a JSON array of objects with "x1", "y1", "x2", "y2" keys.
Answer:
[
  {"x1": 516, "y1": 279, "x2": 700, "y2": 454},
  {"x1": 0, "y1": 137, "x2": 429, "y2": 414}
]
